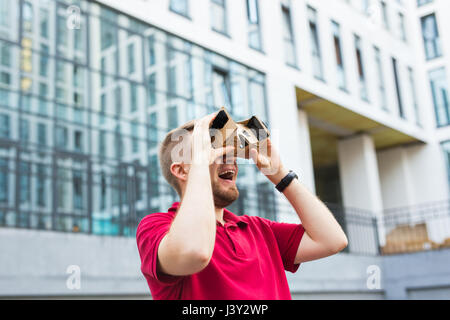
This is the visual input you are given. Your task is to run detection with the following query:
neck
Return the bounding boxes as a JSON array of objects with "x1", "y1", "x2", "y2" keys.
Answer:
[{"x1": 215, "y1": 207, "x2": 225, "y2": 225}]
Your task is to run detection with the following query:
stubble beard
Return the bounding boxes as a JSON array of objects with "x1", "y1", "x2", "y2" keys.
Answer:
[{"x1": 212, "y1": 183, "x2": 240, "y2": 209}]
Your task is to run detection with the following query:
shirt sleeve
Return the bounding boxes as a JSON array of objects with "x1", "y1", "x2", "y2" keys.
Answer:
[
  {"x1": 136, "y1": 213, "x2": 184, "y2": 285},
  {"x1": 267, "y1": 219, "x2": 305, "y2": 273}
]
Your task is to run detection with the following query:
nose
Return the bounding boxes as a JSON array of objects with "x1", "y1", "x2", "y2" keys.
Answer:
[{"x1": 222, "y1": 154, "x2": 237, "y2": 165}]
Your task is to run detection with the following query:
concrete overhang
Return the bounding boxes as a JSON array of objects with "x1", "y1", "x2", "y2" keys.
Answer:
[{"x1": 296, "y1": 88, "x2": 426, "y2": 168}]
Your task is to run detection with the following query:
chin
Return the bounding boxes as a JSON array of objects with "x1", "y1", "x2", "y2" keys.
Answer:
[{"x1": 213, "y1": 187, "x2": 239, "y2": 209}]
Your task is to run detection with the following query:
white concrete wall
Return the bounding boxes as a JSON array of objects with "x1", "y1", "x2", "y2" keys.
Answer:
[
  {"x1": 0, "y1": 228, "x2": 148, "y2": 297},
  {"x1": 2, "y1": 227, "x2": 447, "y2": 300}
]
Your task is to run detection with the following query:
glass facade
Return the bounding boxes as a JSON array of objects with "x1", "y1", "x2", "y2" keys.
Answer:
[
  {"x1": 0, "y1": 0, "x2": 274, "y2": 236},
  {"x1": 421, "y1": 13, "x2": 442, "y2": 60}
]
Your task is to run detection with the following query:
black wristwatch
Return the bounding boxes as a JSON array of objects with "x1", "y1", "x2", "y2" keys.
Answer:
[{"x1": 275, "y1": 170, "x2": 298, "y2": 193}]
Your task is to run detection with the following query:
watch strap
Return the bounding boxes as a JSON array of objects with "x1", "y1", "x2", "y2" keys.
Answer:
[{"x1": 275, "y1": 170, "x2": 298, "y2": 193}]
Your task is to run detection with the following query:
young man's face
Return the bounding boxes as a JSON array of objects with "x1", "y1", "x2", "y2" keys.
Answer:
[{"x1": 209, "y1": 154, "x2": 239, "y2": 209}]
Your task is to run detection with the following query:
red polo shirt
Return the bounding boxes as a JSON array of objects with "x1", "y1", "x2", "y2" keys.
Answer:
[{"x1": 136, "y1": 202, "x2": 305, "y2": 300}]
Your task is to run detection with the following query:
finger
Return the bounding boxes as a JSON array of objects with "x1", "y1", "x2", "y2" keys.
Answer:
[
  {"x1": 250, "y1": 148, "x2": 260, "y2": 167},
  {"x1": 258, "y1": 154, "x2": 271, "y2": 168}
]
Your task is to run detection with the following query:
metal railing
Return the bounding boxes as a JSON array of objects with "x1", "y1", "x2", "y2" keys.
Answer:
[
  {"x1": 380, "y1": 200, "x2": 450, "y2": 255},
  {"x1": 320, "y1": 201, "x2": 450, "y2": 256}
]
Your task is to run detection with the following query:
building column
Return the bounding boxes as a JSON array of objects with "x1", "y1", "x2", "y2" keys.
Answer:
[
  {"x1": 296, "y1": 110, "x2": 316, "y2": 194},
  {"x1": 337, "y1": 134, "x2": 383, "y2": 214},
  {"x1": 338, "y1": 134, "x2": 384, "y2": 253},
  {"x1": 377, "y1": 147, "x2": 414, "y2": 210}
]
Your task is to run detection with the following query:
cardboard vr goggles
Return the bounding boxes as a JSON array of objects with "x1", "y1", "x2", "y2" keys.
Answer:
[{"x1": 209, "y1": 107, "x2": 270, "y2": 159}]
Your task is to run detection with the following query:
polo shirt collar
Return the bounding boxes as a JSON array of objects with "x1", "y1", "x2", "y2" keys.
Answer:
[{"x1": 168, "y1": 202, "x2": 248, "y2": 228}]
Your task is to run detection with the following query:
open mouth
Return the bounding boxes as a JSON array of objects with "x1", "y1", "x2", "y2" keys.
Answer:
[{"x1": 218, "y1": 169, "x2": 236, "y2": 181}]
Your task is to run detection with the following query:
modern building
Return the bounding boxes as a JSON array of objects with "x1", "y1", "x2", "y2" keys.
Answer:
[{"x1": 0, "y1": 0, "x2": 449, "y2": 299}]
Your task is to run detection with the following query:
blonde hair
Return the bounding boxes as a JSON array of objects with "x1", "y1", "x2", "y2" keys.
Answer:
[{"x1": 159, "y1": 120, "x2": 196, "y2": 196}]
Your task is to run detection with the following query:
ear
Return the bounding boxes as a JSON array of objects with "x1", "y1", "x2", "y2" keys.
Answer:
[{"x1": 170, "y1": 162, "x2": 189, "y2": 183}]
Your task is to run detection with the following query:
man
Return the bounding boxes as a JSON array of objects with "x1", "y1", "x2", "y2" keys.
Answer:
[{"x1": 136, "y1": 112, "x2": 348, "y2": 300}]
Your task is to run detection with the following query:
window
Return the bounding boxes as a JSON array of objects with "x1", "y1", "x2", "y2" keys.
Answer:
[
  {"x1": 0, "y1": 71, "x2": 10, "y2": 85},
  {"x1": 282, "y1": 4, "x2": 297, "y2": 67},
  {"x1": 74, "y1": 130, "x2": 83, "y2": 152},
  {"x1": 73, "y1": 170, "x2": 83, "y2": 210},
  {"x1": 36, "y1": 164, "x2": 46, "y2": 207},
  {"x1": 392, "y1": 57, "x2": 405, "y2": 119},
  {"x1": 374, "y1": 47, "x2": 387, "y2": 111},
  {"x1": 40, "y1": 8, "x2": 49, "y2": 38},
  {"x1": 56, "y1": 126, "x2": 68, "y2": 149},
  {"x1": 20, "y1": 119, "x2": 29, "y2": 142},
  {"x1": 114, "y1": 126, "x2": 123, "y2": 159},
  {"x1": 128, "y1": 42, "x2": 135, "y2": 74},
  {"x1": 19, "y1": 162, "x2": 30, "y2": 203},
  {"x1": 99, "y1": 130, "x2": 106, "y2": 156},
  {"x1": 442, "y1": 141, "x2": 450, "y2": 193},
  {"x1": 211, "y1": 0, "x2": 227, "y2": 35},
  {"x1": 100, "y1": 172, "x2": 107, "y2": 210},
  {"x1": 130, "y1": 83, "x2": 138, "y2": 112},
  {"x1": 22, "y1": 1, "x2": 33, "y2": 33},
  {"x1": 56, "y1": 13, "x2": 67, "y2": 47},
  {"x1": 408, "y1": 67, "x2": 420, "y2": 126},
  {"x1": 354, "y1": 35, "x2": 368, "y2": 101},
  {"x1": 0, "y1": 158, "x2": 8, "y2": 203},
  {"x1": 100, "y1": 14, "x2": 116, "y2": 50},
  {"x1": 0, "y1": 114, "x2": 10, "y2": 138},
  {"x1": 131, "y1": 121, "x2": 139, "y2": 153},
  {"x1": 381, "y1": 1, "x2": 390, "y2": 30},
  {"x1": 37, "y1": 123, "x2": 47, "y2": 146},
  {"x1": 168, "y1": 65, "x2": 177, "y2": 96},
  {"x1": 167, "y1": 106, "x2": 178, "y2": 129},
  {"x1": 247, "y1": 0, "x2": 262, "y2": 51},
  {"x1": 170, "y1": 0, "x2": 189, "y2": 17},
  {"x1": 398, "y1": 12, "x2": 407, "y2": 41},
  {"x1": 429, "y1": 68, "x2": 449, "y2": 127},
  {"x1": 249, "y1": 78, "x2": 266, "y2": 120},
  {"x1": 115, "y1": 86, "x2": 122, "y2": 115},
  {"x1": 332, "y1": 21, "x2": 346, "y2": 90},
  {"x1": 39, "y1": 44, "x2": 49, "y2": 77},
  {"x1": 417, "y1": 0, "x2": 433, "y2": 6},
  {"x1": 361, "y1": 0, "x2": 370, "y2": 15},
  {"x1": 308, "y1": 7, "x2": 323, "y2": 80},
  {"x1": 0, "y1": 42, "x2": 11, "y2": 67},
  {"x1": 421, "y1": 14, "x2": 442, "y2": 60},
  {"x1": 0, "y1": 0, "x2": 10, "y2": 28},
  {"x1": 148, "y1": 113, "x2": 158, "y2": 148},
  {"x1": 147, "y1": 35, "x2": 156, "y2": 66},
  {"x1": 212, "y1": 68, "x2": 232, "y2": 111},
  {"x1": 147, "y1": 73, "x2": 156, "y2": 106}
]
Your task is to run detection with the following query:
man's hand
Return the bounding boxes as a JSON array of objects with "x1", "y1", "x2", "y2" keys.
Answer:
[
  {"x1": 250, "y1": 138, "x2": 289, "y2": 185},
  {"x1": 191, "y1": 113, "x2": 235, "y2": 166}
]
